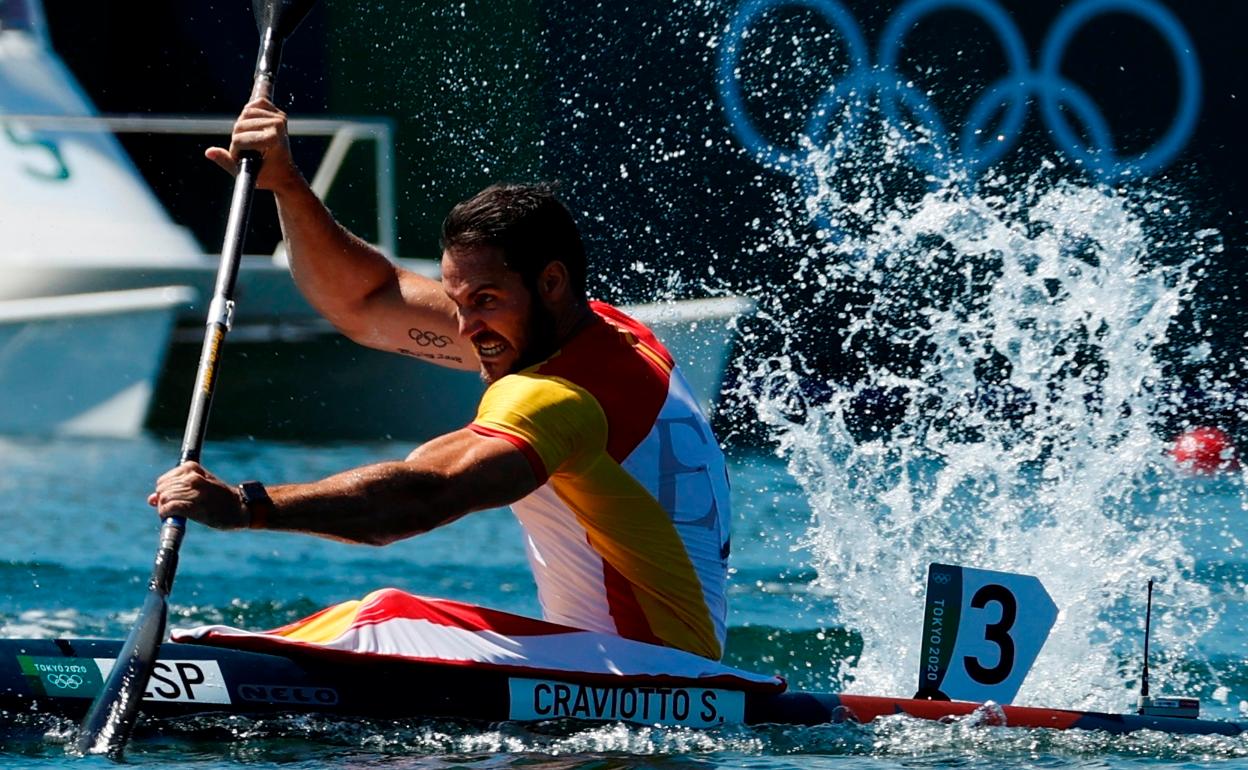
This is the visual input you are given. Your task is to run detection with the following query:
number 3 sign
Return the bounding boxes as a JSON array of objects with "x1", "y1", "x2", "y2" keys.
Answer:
[{"x1": 914, "y1": 563, "x2": 1057, "y2": 704}]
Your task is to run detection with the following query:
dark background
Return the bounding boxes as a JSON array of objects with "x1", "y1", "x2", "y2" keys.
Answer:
[{"x1": 42, "y1": 0, "x2": 1245, "y2": 434}]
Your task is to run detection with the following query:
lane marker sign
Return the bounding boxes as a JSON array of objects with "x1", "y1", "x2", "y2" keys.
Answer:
[{"x1": 915, "y1": 563, "x2": 1057, "y2": 705}]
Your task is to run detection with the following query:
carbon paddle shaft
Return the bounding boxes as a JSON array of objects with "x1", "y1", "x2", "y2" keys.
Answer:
[{"x1": 75, "y1": 0, "x2": 317, "y2": 755}]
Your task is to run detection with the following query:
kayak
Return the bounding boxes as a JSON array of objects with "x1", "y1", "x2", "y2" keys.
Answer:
[{"x1": 2, "y1": 637, "x2": 1245, "y2": 736}]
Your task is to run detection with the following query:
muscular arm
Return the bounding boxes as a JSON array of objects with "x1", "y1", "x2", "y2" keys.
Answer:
[
  {"x1": 152, "y1": 429, "x2": 539, "y2": 545},
  {"x1": 207, "y1": 98, "x2": 477, "y2": 370},
  {"x1": 271, "y1": 180, "x2": 477, "y2": 370},
  {"x1": 263, "y1": 428, "x2": 539, "y2": 545}
]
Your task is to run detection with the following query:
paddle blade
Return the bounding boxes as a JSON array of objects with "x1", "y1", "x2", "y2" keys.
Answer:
[
  {"x1": 73, "y1": 590, "x2": 170, "y2": 756},
  {"x1": 253, "y1": 0, "x2": 318, "y2": 41}
]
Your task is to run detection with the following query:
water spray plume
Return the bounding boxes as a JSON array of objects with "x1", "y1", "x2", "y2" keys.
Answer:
[{"x1": 726, "y1": 95, "x2": 1242, "y2": 709}]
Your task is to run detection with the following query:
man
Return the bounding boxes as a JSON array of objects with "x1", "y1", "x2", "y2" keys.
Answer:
[{"x1": 151, "y1": 98, "x2": 732, "y2": 661}]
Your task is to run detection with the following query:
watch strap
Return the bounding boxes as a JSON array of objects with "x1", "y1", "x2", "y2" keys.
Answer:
[{"x1": 238, "y1": 480, "x2": 275, "y2": 530}]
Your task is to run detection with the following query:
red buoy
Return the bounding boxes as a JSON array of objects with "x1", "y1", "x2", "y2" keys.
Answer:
[{"x1": 1169, "y1": 426, "x2": 1241, "y2": 474}]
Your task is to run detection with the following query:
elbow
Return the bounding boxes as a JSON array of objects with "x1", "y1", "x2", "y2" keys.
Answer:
[
  {"x1": 350, "y1": 521, "x2": 423, "y2": 547},
  {"x1": 353, "y1": 509, "x2": 455, "y2": 547},
  {"x1": 321, "y1": 298, "x2": 384, "y2": 347},
  {"x1": 356, "y1": 532, "x2": 403, "y2": 547},
  {"x1": 341, "y1": 463, "x2": 474, "y2": 547},
  {"x1": 307, "y1": 268, "x2": 402, "y2": 347},
  {"x1": 330, "y1": 318, "x2": 381, "y2": 349}
]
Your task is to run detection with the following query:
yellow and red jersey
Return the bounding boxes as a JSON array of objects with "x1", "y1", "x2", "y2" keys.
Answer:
[{"x1": 469, "y1": 301, "x2": 731, "y2": 660}]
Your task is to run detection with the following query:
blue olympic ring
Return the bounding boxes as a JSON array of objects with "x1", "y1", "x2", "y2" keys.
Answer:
[
  {"x1": 878, "y1": 0, "x2": 1029, "y2": 178},
  {"x1": 805, "y1": 68, "x2": 952, "y2": 174},
  {"x1": 718, "y1": 0, "x2": 1202, "y2": 185},
  {"x1": 719, "y1": 0, "x2": 870, "y2": 175},
  {"x1": 1038, "y1": 0, "x2": 1201, "y2": 177}
]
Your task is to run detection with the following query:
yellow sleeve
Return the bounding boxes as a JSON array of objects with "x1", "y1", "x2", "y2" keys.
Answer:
[{"x1": 470, "y1": 373, "x2": 607, "y2": 479}]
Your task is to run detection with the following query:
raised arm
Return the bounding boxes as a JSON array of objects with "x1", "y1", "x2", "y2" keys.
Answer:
[
  {"x1": 150, "y1": 428, "x2": 540, "y2": 545},
  {"x1": 206, "y1": 98, "x2": 477, "y2": 370}
]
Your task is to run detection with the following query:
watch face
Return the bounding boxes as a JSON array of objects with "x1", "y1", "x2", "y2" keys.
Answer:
[
  {"x1": 239, "y1": 481, "x2": 273, "y2": 530},
  {"x1": 241, "y1": 481, "x2": 269, "y2": 505}
]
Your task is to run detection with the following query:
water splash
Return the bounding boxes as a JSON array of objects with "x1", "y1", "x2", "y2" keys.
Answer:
[{"x1": 728, "y1": 106, "x2": 1241, "y2": 709}]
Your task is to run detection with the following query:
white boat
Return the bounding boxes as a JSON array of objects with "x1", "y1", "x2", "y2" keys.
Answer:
[
  {"x1": 0, "y1": 287, "x2": 194, "y2": 436},
  {"x1": 0, "y1": 0, "x2": 752, "y2": 440}
]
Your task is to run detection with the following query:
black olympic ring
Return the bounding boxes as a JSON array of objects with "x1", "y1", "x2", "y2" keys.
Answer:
[
  {"x1": 718, "y1": 0, "x2": 1201, "y2": 185},
  {"x1": 47, "y1": 673, "x2": 84, "y2": 689},
  {"x1": 408, "y1": 328, "x2": 452, "y2": 348}
]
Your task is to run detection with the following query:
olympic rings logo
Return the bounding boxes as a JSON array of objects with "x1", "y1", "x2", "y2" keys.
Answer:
[
  {"x1": 408, "y1": 328, "x2": 452, "y2": 348},
  {"x1": 718, "y1": 0, "x2": 1201, "y2": 184},
  {"x1": 47, "y1": 673, "x2": 85, "y2": 689}
]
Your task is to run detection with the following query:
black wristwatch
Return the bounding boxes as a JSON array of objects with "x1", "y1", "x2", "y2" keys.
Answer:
[{"x1": 238, "y1": 480, "x2": 275, "y2": 530}]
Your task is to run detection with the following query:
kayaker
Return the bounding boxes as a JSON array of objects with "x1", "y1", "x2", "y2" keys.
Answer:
[{"x1": 149, "y1": 98, "x2": 732, "y2": 661}]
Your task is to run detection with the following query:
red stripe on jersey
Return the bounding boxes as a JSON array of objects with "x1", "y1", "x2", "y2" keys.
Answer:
[
  {"x1": 601, "y1": 558, "x2": 665, "y2": 647},
  {"x1": 536, "y1": 304, "x2": 669, "y2": 463},
  {"x1": 469, "y1": 423, "x2": 550, "y2": 484}
]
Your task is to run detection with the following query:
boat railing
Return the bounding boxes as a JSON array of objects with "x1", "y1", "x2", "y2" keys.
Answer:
[{"x1": 0, "y1": 113, "x2": 397, "y2": 261}]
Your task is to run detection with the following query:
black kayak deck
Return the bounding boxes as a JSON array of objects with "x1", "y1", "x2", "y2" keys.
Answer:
[{"x1": 1, "y1": 639, "x2": 1243, "y2": 736}]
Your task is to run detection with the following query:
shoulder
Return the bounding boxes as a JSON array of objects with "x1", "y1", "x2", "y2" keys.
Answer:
[
  {"x1": 588, "y1": 301, "x2": 674, "y2": 370},
  {"x1": 473, "y1": 373, "x2": 607, "y2": 476},
  {"x1": 480, "y1": 372, "x2": 597, "y2": 415},
  {"x1": 476, "y1": 373, "x2": 607, "y2": 442}
]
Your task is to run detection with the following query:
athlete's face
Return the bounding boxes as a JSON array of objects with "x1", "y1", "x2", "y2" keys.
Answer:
[{"x1": 442, "y1": 246, "x2": 556, "y2": 383}]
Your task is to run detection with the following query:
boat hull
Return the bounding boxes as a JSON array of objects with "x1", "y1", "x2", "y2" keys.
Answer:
[
  {"x1": 4, "y1": 262, "x2": 751, "y2": 441},
  {"x1": 0, "y1": 287, "x2": 193, "y2": 436},
  {"x1": 1, "y1": 639, "x2": 1242, "y2": 736}
]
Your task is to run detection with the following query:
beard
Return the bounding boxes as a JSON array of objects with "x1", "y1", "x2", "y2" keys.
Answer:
[
  {"x1": 479, "y1": 297, "x2": 561, "y2": 384},
  {"x1": 513, "y1": 297, "x2": 561, "y2": 372}
]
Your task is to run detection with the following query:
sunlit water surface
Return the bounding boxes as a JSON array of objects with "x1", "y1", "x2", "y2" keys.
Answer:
[{"x1": 0, "y1": 429, "x2": 1245, "y2": 768}]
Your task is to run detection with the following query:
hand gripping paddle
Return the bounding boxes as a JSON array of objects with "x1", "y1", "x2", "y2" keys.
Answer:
[{"x1": 74, "y1": 0, "x2": 318, "y2": 756}]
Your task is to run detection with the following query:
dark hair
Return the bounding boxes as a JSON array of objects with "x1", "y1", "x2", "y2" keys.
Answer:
[{"x1": 440, "y1": 183, "x2": 587, "y2": 295}]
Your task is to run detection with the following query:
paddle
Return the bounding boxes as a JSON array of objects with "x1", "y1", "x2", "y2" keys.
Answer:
[{"x1": 74, "y1": 0, "x2": 317, "y2": 756}]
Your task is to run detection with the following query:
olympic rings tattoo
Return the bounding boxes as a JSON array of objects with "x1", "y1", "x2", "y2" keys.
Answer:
[
  {"x1": 718, "y1": 0, "x2": 1201, "y2": 185},
  {"x1": 408, "y1": 328, "x2": 453, "y2": 348}
]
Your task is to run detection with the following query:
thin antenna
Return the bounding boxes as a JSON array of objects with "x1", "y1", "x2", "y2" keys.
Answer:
[
  {"x1": 1139, "y1": 579, "x2": 1154, "y2": 709},
  {"x1": 1135, "y1": 578, "x2": 1201, "y2": 719}
]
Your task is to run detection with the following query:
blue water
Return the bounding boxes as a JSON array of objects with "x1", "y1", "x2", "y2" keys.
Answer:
[{"x1": 2, "y1": 433, "x2": 1247, "y2": 767}]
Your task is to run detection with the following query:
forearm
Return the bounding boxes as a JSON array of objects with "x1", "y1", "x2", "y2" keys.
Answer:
[
  {"x1": 262, "y1": 460, "x2": 467, "y2": 546},
  {"x1": 153, "y1": 431, "x2": 536, "y2": 542}
]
